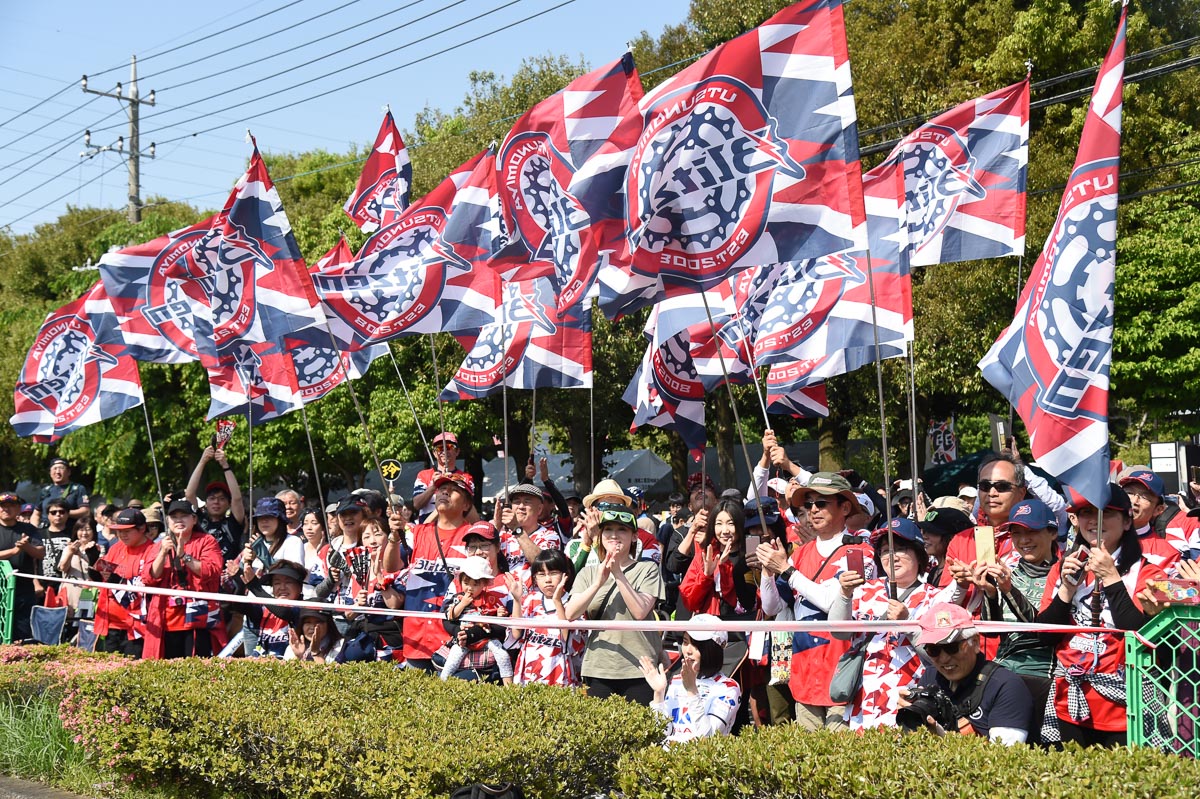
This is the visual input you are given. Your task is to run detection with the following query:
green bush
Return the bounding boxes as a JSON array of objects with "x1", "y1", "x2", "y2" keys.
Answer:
[
  {"x1": 617, "y1": 726, "x2": 1200, "y2": 799},
  {"x1": 60, "y1": 659, "x2": 666, "y2": 799},
  {"x1": 0, "y1": 644, "x2": 128, "y2": 699}
]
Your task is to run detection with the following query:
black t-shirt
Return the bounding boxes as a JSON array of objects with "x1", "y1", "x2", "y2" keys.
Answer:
[
  {"x1": 41, "y1": 533, "x2": 72, "y2": 578},
  {"x1": 0, "y1": 522, "x2": 45, "y2": 597},
  {"x1": 922, "y1": 653, "x2": 1034, "y2": 739},
  {"x1": 197, "y1": 513, "x2": 245, "y2": 562}
]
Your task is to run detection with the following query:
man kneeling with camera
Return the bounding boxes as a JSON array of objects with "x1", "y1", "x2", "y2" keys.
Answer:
[{"x1": 897, "y1": 603, "x2": 1034, "y2": 745}]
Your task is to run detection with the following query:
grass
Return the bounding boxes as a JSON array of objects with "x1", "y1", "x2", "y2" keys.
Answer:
[{"x1": 0, "y1": 694, "x2": 214, "y2": 799}]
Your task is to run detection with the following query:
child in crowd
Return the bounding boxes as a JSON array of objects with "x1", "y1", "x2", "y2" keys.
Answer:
[
  {"x1": 508, "y1": 549, "x2": 583, "y2": 687},
  {"x1": 440, "y1": 556, "x2": 514, "y2": 684}
]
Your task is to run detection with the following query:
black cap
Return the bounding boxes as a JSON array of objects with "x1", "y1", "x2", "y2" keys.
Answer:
[
  {"x1": 264, "y1": 562, "x2": 307, "y2": 584},
  {"x1": 108, "y1": 508, "x2": 147, "y2": 529},
  {"x1": 166, "y1": 499, "x2": 197, "y2": 516},
  {"x1": 335, "y1": 496, "x2": 367, "y2": 515},
  {"x1": 918, "y1": 507, "x2": 975, "y2": 538}
]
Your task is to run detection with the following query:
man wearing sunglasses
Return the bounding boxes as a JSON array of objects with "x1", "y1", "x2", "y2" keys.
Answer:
[
  {"x1": 939, "y1": 452, "x2": 1027, "y2": 588},
  {"x1": 762, "y1": 472, "x2": 875, "y2": 731},
  {"x1": 901, "y1": 602, "x2": 1033, "y2": 744}
]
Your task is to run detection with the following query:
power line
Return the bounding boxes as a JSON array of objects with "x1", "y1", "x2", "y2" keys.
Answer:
[
  {"x1": 0, "y1": 82, "x2": 75, "y2": 131},
  {"x1": 153, "y1": 0, "x2": 579, "y2": 147},
  {"x1": 858, "y1": 35, "x2": 1200, "y2": 143},
  {"x1": 0, "y1": 160, "x2": 126, "y2": 230},
  {"x1": 94, "y1": 0, "x2": 483, "y2": 138},
  {"x1": 860, "y1": 53, "x2": 1200, "y2": 157},
  {"x1": 0, "y1": 94, "x2": 103, "y2": 155},
  {"x1": 149, "y1": 0, "x2": 417, "y2": 89},
  {"x1": 0, "y1": 106, "x2": 125, "y2": 191},
  {"x1": 84, "y1": 0, "x2": 313, "y2": 81}
]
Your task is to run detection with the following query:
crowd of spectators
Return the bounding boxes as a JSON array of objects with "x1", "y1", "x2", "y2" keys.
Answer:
[{"x1": 3, "y1": 430, "x2": 1199, "y2": 750}]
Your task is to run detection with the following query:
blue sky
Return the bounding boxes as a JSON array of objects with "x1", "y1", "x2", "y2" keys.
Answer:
[{"x1": 0, "y1": 0, "x2": 690, "y2": 238}]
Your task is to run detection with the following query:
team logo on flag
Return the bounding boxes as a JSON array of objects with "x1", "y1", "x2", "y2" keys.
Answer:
[
  {"x1": 16, "y1": 313, "x2": 104, "y2": 426},
  {"x1": 754, "y1": 254, "x2": 866, "y2": 359},
  {"x1": 318, "y1": 208, "x2": 455, "y2": 339},
  {"x1": 454, "y1": 281, "x2": 558, "y2": 393},
  {"x1": 144, "y1": 226, "x2": 210, "y2": 357},
  {"x1": 628, "y1": 76, "x2": 804, "y2": 284},
  {"x1": 498, "y1": 132, "x2": 595, "y2": 302},
  {"x1": 1026, "y1": 159, "x2": 1117, "y2": 418},
  {"x1": 195, "y1": 223, "x2": 273, "y2": 351},
  {"x1": 889, "y1": 124, "x2": 987, "y2": 257}
]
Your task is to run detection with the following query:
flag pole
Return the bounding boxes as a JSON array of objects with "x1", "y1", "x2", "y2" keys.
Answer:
[
  {"x1": 387, "y1": 345, "x2": 433, "y2": 465},
  {"x1": 589, "y1": 382, "x2": 595, "y2": 490},
  {"x1": 1009, "y1": 254, "x2": 1024, "y2": 433},
  {"x1": 700, "y1": 292, "x2": 769, "y2": 533},
  {"x1": 500, "y1": 289, "x2": 511, "y2": 499},
  {"x1": 530, "y1": 387, "x2": 537, "y2": 469},
  {"x1": 906, "y1": 339, "x2": 922, "y2": 515},
  {"x1": 298, "y1": 403, "x2": 327, "y2": 514},
  {"x1": 242, "y1": 367, "x2": 255, "y2": 543},
  {"x1": 427, "y1": 333, "x2": 449, "y2": 451},
  {"x1": 734, "y1": 314, "x2": 771, "y2": 429},
  {"x1": 320, "y1": 324, "x2": 390, "y2": 509},
  {"x1": 863, "y1": 251, "x2": 897, "y2": 599},
  {"x1": 138, "y1": 380, "x2": 164, "y2": 502}
]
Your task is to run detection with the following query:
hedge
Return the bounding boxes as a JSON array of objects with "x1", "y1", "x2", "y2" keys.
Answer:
[
  {"x1": 59, "y1": 659, "x2": 665, "y2": 799},
  {"x1": 0, "y1": 644, "x2": 127, "y2": 698},
  {"x1": 617, "y1": 725, "x2": 1200, "y2": 799}
]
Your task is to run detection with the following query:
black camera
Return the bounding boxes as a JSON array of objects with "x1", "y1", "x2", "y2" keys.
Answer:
[{"x1": 896, "y1": 685, "x2": 959, "y2": 732}]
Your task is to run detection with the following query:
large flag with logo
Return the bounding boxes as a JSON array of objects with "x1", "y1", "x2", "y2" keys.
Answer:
[
  {"x1": 10, "y1": 281, "x2": 143, "y2": 441},
  {"x1": 439, "y1": 276, "x2": 592, "y2": 400},
  {"x1": 97, "y1": 216, "x2": 215, "y2": 364},
  {"x1": 869, "y1": 78, "x2": 1029, "y2": 266},
  {"x1": 287, "y1": 236, "x2": 387, "y2": 405},
  {"x1": 165, "y1": 142, "x2": 325, "y2": 368},
  {"x1": 344, "y1": 110, "x2": 412, "y2": 233},
  {"x1": 978, "y1": 4, "x2": 1126, "y2": 509},
  {"x1": 493, "y1": 53, "x2": 643, "y2": 314},
  {"x1": 316, "y1": 149, "x2": 503, "y2": 344},
  {"x1": 597, "y1": 0, "x2": 866, "y2": 319}
]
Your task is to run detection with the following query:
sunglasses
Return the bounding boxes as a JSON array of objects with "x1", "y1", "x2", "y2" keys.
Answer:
[
  {"x1": 977, "y1": 480, "x2": 1016, "y2": 494},
  {"x1": 802, "y1": 498, "x2": 834, "y2": 510},
  {"x1": 599, "y1": 510, "x2": 636, "y2": 527},
  {"x1": 48, "y1": 509, "x2": 67, "y2": 515},
  {"x1": 924, "y1": 640, "x2": 965, "y2": 657}
]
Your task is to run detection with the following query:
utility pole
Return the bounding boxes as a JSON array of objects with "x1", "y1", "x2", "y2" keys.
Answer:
[{"x1": 80, "y1": 55, "x2": 156, "y2": 224}]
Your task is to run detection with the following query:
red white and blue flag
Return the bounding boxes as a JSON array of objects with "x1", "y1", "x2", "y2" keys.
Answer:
[
  {"x1": 624, "y1": 331, "x2": 708, "y2": 457},
  {"x1": 10, "y1": 281, "x2": 144, "y2": 442},
  {"x1": 597, "y1": 0, "x2": 866, "y2": 319},
  {"x1": 870, "y1": 78, "x2": 1029, "y2": 267},
  {"x1": 979, "y1": 4, "x2": 1126, "y2": 509},
  {"x1": 96, "y1": 216, "x2": 215, "y2": 364},
  {"x1": 166, "y1": 143, "x2": 326, "y2": 368},
  {"x1": 344, "y1": 110, "x2": 412, "y2": 233},
  {"x1": 204, "y1": 342, "x2": 303, "y2": 423},
  {"x1": 765, "y1": 363, "x2": 829, "y2": 418},
  {"x1": 316, "y1": 149, "x2": 503, "y2": 344},
  {"x1": 751, "y1": 244, "x2": 911, "y2": 377},
  {"x1": 289, "y1": 236, "x2": 387, "y2": 405},
  {"x1": 493, "y1": 53, "x2": 643, "y2": 315},
  {"x1": 439, "y1": 277, "x2": 592, "y2": 400}
]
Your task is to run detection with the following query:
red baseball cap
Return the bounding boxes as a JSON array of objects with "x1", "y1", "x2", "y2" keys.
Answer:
[
  {"x1": 431, "y1": 432, "x2": 459, "y2": 447},
  {"x1": 434, "y1": 472, "x2": 475, "y2": 496}
]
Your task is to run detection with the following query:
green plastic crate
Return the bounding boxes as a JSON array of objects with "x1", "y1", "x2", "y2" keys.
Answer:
[
  {"x1": 0, "y1": 560, "x2": 12, "y2": 644},
  {"x1": 1126, "y1": 604, "x2": 1200, "y2": 757}
]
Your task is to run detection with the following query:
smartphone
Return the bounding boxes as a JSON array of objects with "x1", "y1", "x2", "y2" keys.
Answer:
[
  {"x1": 1064, "y1": 547, "x2": 1089, "y2": 585},
  {"x1": 846, "y1": 549, "x2": 865, "y2": 577},
  {"x1": 975, "y1": 526, "x2": 997, "y2": 565},
  {"x1": 744, "y1": 534, "x2": 761, "y2": 557}
]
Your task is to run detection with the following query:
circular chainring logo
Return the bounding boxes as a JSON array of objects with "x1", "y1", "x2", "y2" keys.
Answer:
[
  {"x1": 499, "y1": 132, "x2": 596, "y2": 310},
  {"x1": 148, "y1": 227, "x2": 211, "y2": 357},
  {"x1": 20, "y1": 311, "x2": 100, "y2": 423},
  {"x1": 755, "y1": 255, "x2": 864, "y2": 358},
  {"x1": 627, "y1": 76, "x2": 803, "y2": 284},
  {"x1": 893, "y1": 125, "x2": 985, "y2": 254}
]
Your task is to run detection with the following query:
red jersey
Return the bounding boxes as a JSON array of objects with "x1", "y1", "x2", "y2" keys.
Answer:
[
  {"x1": 787, "y1": 536, "x2": 875, "y2": 706},
  {"x1": 93, "y1": 538, "x2": 155, "y2": 637},
  {"x1": 1039, "y1": 556, "x2": 1164, "y2": 732},
  {"x1": 401, "y1": 522, "x2": 473, "y2": 661}
]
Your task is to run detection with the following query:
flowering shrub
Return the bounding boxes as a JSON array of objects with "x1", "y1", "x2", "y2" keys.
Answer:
[
  {"x1": 0, "y1": 645, "x2": 128, "y2": 700},
  {"x1": 59, "y1": 659, "x2": 665, "y2": 799}
]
